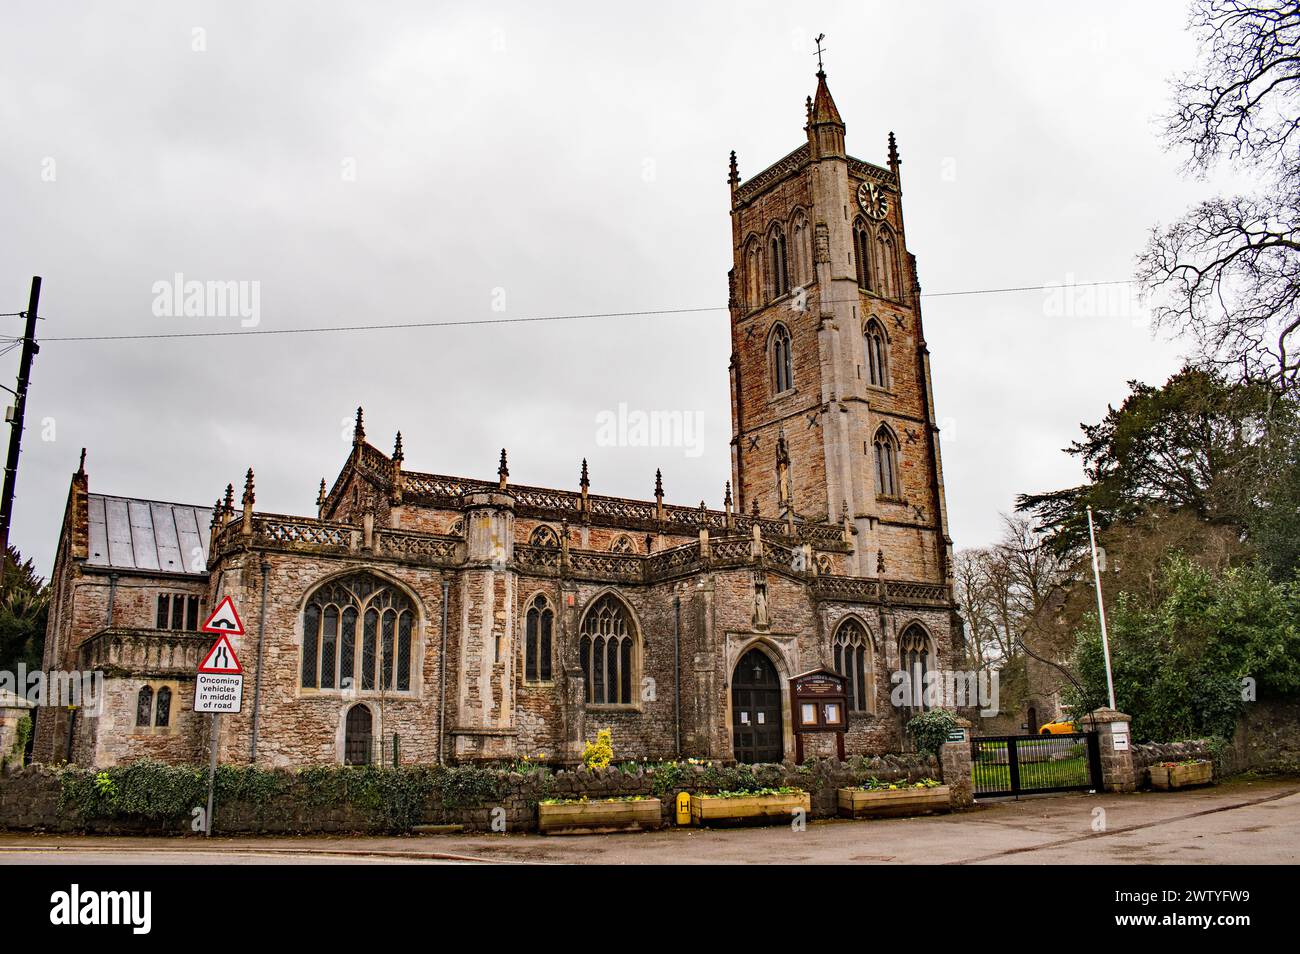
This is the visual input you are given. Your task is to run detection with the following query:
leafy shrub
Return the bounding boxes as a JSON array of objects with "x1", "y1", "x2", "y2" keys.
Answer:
[
  {"x1": 905, "y1": 709, "x2": 958, "y2": 758},
  {"x1": 582, "y1": 729, "x2": 614, "y2": 770},
  {"x1": 1065, "y1": 555, "x2": 1300, "y2": 741}
]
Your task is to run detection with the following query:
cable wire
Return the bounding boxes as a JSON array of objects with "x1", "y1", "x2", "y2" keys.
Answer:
[{"x1": 34, "y1": 279, "x2": 1136, "y2": 344}]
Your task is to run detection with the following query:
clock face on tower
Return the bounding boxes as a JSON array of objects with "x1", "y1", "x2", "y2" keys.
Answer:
[{"x1": 857, "y1": 181, "x2": 889, "y2": 221}]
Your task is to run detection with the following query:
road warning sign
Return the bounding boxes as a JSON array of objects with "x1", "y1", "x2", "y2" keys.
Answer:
[
  {"x1": 198, "y1": 633, "x2": 243, "y2": 674},
  {"x1": 195, "y1": 631, "x2": 244, "y2": 713},
  {"x1": 201, "y1": 596, "x2": 245, "y2": 636}
]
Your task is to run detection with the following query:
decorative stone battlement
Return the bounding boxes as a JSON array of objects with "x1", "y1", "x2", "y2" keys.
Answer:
[
  {"x1": 78, "y1": 628, "x2": 211, "y2": 677},
  {"x1": 212, "y1": 511, "x2": 951, "y2": 605},
  {"x1": 321, "y1": 443, "x2": 850, "y2": 546}
]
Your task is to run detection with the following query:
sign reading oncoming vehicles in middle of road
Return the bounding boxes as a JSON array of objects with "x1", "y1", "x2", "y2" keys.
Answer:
[{"x1": 194, "y1": 597, "x2": 245, "y2": 714}]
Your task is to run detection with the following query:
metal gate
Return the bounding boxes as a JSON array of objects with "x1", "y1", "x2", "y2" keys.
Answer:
[{"x1": 972, "y1": 732, "x2": 1102, "y2": 798}]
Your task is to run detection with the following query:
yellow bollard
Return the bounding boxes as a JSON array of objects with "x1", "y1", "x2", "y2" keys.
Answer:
[{"x1": 676, "y1": 791, "x2": 692, "y2": 826}]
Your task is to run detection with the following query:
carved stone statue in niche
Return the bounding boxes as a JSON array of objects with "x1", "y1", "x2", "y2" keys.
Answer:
[{"x1": 752, "y1": 572, "x2": 769, "y2": 630}]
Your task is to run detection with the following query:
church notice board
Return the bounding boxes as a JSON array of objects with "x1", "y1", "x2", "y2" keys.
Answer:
[{"x1": 789, "y1": 669, "x2": 848, "y2": 763}]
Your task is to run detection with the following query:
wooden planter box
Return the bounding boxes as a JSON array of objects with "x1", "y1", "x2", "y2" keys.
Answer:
[
  {"x1": 837, "y1": 785, "x2": 951, "y2": 819},
  {"x1": 690, "y1": 791, "x2": 810, "y2": 827},
  {"x1": 1148, "y1": 762, "x2": 1214, "y2": 790},
  {"x1": 537, "y1": 798, "x2": 662, "y2": 835}
]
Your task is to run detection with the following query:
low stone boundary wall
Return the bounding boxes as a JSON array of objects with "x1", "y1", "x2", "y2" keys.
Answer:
[
  {"x1": 1132, "y1": 739, "x2": 1217, "y2": 770},
  {"x1": 1132, "y1": 739, "x2": 1217, "y2": 787},
  {"x1": 0, "y1": 754, "x2": 942, "y2": 835}
]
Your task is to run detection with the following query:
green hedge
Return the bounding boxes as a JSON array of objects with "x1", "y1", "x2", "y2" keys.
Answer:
[{"x1": 58, "y1": 760, "x2": 511, "y2": 832}]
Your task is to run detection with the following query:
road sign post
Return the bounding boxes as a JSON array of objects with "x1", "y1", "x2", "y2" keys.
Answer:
[{"x1": 195, "y1": 597, "x2": 245, "y2": 837}]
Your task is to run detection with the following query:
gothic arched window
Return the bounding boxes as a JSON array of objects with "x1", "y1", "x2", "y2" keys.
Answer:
[
  {"x1": 877, "y1": 231, "x2": 901, "y2": 300},
  {"x1": 524, "y1": 594, "x2": 554, "y2": 683},
  {"x1": 770, "y1": 323, "x2": 793, "y2": 394},
  {"x1": 610, "y1": 535, "x2": 635, "y2": 554},
  {"x1": 790, "y1": 210, "x2": 811, "y2": 287},
  {"x1": 899, "y1": 624, "x2": 932, "y2": 710},
  {"x1": 530, "y1": 525, "x2": 560, "y2": 548},
  {"x1": 579, "y1": 593, "x2": 638, "y2": 705},
  {"x1": 154, "y1": 687, "x2": 172, "y2": 727},
  {"x1": 302, "y1": 573, "x2": 415, "y2": 693},
  {"x1": 768, "y1": 226, "x2": 790, "y2": 300},
  {"x1": 135, "y1": 686, "x2": 153, "y2": 727},
  {"x1": 874, "y1": 426, "x2": 900, "y2": 498},
  {"x1": 864, "y1": 318, "x2": 889, "y2": 389},
  {"x1": 744, "y1": 237, "x2": 763, "y2": 309},
  {"x1": 854, "y1": 219, "x2": 873, "y2": 291},
  {"x1": 834, "y1": 618, "x2": 872, "y2": 712}
]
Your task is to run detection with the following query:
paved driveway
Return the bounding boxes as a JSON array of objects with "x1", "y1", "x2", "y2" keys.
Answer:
[{"x1": 1, "y1": 776, "x2": 1296, "y2": 865}]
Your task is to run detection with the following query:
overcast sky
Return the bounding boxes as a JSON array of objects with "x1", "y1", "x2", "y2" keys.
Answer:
[{"x1": 1, "y1": 0, "x2": 1231, "y2": 575}]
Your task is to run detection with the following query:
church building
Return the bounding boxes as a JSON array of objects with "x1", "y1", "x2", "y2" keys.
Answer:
[{"x1": 33, "y1": 69, "x2": 960, "y2": 768}]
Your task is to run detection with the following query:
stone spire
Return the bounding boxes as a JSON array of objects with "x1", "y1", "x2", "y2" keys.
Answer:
[
  {"x1": 353, "y1": 406, "x2": 365, "y2": 445},
  {"x1": 497, "y1": 448, "x2": 509, "y2": 491},
  {"x1": 209, "y1": 496, "x2": 223, "y2": 559},
  {"x1": 888, "y1": 130, "x2": 901, "y2": 177},
  {"x1": 241, "y1": 468, "x2": 255, "y2": 535},
  {"x1": 654, "y1": 469, "x2": 664, "y2": 522},
  {"x1": 316, "y1": 478, "x2": 327, "y2": 509},
  {"x1": 807, "y1": 67, "x2": 845, "y2": 159},
  {"x1": 222, "y1": 483, "x2": 235, "y2": 524},
  {"x1": 76, "y1": 447, "x2": 86, "y2": 477},
  {"x1": 728, "y1": 150, "x2": 739, "y2": 193},
  {"x1": 810, "y1": 69, "x2": 843, "y2": 126},
  {"x1": 392, "y1": 431, "x2": 404, "y2": 465},
  {"x1": 580, "y1": 458, "x2": 590, "y2": 492}
]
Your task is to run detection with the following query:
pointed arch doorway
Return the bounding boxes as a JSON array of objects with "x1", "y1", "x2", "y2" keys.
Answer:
[
  {"x1": 731, "y1": 649, "x2": 784, "y2": 763},
  {"x1": 344, "y1": 704, "x2": 373, "y2": 765}
]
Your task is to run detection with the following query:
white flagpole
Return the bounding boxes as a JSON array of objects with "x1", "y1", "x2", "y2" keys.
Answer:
[{"x1": 1086, "y1": 506, "x2": 1117, "y2": 710}]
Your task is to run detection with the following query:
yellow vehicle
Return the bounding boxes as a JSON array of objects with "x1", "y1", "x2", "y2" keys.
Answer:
[{"x1": 1038, "y1": 717, "x2": 1077, "y2": 736}]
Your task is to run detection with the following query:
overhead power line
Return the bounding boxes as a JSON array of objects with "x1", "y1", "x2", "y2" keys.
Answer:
[{"x1": 35, "y1": 279, "x2": 1136, "y2": 344}]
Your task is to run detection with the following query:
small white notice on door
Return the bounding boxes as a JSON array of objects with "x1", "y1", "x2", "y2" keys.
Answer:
[
  {"x1": 757, "y1": 712, "x2": 765, "y2": 724},
  {"x1": 740, "y1": 711, "x2": 750, "y2": 724}
]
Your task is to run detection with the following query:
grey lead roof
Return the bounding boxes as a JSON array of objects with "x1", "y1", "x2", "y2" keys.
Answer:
[{"x1": 85, "y1": 494, "x2": 212, "y2": 575}]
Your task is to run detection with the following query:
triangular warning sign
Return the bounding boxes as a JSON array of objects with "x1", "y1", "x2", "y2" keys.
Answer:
[
  {"x1": 198, "y1": 633, "x2": 243, "y2": 674},
  {"x1": 201, "y1": 596, "x2": 244, "y2": 637}
]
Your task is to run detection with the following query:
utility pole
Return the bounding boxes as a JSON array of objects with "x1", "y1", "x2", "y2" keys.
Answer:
[{"x1": 0, "y1": 276, "x2": 41, "y2": 557}]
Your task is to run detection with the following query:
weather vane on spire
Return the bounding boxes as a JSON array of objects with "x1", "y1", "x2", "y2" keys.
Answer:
[{"x1": 814, "y1": 33, "x2": 827, "y2": 73}]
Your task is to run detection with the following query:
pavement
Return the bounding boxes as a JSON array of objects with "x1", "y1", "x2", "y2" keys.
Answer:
[{"x1": 1, "y1": 776, "x2": 1296, "y2": 865}]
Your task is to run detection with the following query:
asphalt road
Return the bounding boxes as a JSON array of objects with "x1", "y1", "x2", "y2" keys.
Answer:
[{"x1": 1, "y1": 776, "x2": 1296, "y2": 865}]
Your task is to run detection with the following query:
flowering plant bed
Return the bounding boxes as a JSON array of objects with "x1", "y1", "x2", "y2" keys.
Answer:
[
  {"x1": 537, "y1": 796, "x2": 662, "y2": 834},
  {"x1": 1148, "y1": 760, "x2": 1214, "y2": 790},
  {"x1": 689, "y1": 788, "x2": 809, "y2": 827},
  {"x1": 837, "y1": 779, "x2": 950, "y2": 819}
]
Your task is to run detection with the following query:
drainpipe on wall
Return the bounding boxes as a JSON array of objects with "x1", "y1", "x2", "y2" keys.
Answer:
[
  {"x1": 250, "y1": 558, "x2": 270, "y2": 763},
  {"x1": 106, "y1": 573, "x2": 118, "y2": 628},
  {"x1": 673, "y1": 592, "x2": 682, "y2": 758},
  {"x1": 438, "y1": 577, "x2": 449, "y2": 764},
  {"x1": 64, "y1": 707, "x2": 78, "y2": 764}
]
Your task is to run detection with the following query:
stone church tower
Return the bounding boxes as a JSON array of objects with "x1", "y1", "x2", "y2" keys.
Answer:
[{"x1": 728, "y1": 69, "x2": 954, "y2": 584}]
